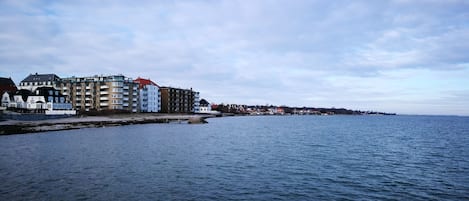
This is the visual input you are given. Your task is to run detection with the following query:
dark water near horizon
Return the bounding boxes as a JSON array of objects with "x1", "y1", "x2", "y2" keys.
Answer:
[{"x1": 1, "y1": 115, "x2": 469, "y2": 200}]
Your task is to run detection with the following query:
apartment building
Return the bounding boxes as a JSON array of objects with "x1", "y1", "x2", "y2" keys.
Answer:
[
  {"x1": 59, "y1": 75, "x2": 138, "y2": 112},
  {"x1": 134, "y1": 77, "x2": 160, "y2": 112},
  {"x1": 160, "y1": 87, "x2": 199, "y2": 113}
]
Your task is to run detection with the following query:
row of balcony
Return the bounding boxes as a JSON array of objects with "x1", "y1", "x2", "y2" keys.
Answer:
[
  {"x1": 123, "y1": 92, "x2": 138, "y2": 95},
  {"x1": 64, "y1": 85, "x2": 143, "y2": 92},
  {"x1": 76, "y1": 103, "x2": 131, "y2": 107},
  {"x1": 70, "y1": 91, "x2": 141, "y2": 97},
  {"x1": 74, "y1": 85, "x2": 110, "y2": 89}
]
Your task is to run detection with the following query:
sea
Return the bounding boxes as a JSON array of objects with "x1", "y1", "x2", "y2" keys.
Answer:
[{"x1": 1, "y1": 115, "x2": 468, "y2": 200}]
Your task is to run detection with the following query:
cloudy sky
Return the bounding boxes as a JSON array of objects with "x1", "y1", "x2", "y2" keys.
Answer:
[{"x1": 1, "y1": 0, "x2": 468, "y2": 115}]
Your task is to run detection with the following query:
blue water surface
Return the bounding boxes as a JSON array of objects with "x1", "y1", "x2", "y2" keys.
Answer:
[{"x1": 1, "y1": 115, "x2": 469, "y2": 200}]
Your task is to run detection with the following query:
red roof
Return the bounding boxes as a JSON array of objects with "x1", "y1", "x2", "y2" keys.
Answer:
[{"x1": 134, "y1": 77, "x2": 159, "y2": 89}]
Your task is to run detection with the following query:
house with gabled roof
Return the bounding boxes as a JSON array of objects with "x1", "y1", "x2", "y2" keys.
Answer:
[{"x1": 18, "y1": 73, "x2": 61, "y2": 91}]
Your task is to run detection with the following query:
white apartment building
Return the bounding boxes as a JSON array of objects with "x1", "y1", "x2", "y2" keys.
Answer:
[
  {"x1": 193, "y1": 91, "x2": 200, "y2": 113},
  {"x1": 134, "y1": 78, "x2": 160, "y2": 112}
]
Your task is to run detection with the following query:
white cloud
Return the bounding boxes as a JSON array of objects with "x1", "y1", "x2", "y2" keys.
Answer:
[{"x1": 1, "y1": 0, "x2": 469, "y2": 115}]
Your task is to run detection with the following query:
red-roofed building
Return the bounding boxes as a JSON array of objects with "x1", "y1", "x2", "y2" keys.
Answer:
[
  {"x1": 1, "y1": 77, "x2": 17, "y2": 107},
  {"x1": 134, "y1": 77, "x2": 160, "y2": 112},
  {"x1": 134, "y1": 77, "x2": 159, "y2": 89}
]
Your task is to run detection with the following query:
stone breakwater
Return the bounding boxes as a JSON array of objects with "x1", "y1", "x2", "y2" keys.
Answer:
[{"x1": 0, "y1": 114, "x2": 214, "y2": 135}]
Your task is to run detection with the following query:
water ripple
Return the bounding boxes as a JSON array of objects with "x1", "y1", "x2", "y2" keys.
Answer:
[{"x1": 1, "y1": 115, "x2": 469, "y2": 200}]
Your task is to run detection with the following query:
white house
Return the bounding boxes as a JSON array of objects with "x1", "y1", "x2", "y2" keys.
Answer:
[
  {"x1": 197, "y1": 99, "x2": 213, "y2": 113},
  {"x1": 26, "y1": 95, "x2": 47, "y2": 110},
  {"x1": 18, "y1": 73, "x2": 61, "y2": 92},
  {"x1": 1, "y1": 92, "x2": 11, "y2": 107},
  {"x1": 2, "y1": 87, "x2": 75, "y2": 115}
]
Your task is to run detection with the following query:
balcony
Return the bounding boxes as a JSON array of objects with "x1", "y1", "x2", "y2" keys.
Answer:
[
  {"x1": 100, "y1": 85, "x2": 109, "y2": 89},
  {"x1": 85, "y1": 98, "x2": 91, "y2": 101},
  {"x1": 123, "y1": 92, "x2": 129, "y2": 95},
  {"x1": 85, "y1": 92, "x2": 91, "y2": 95},
  {"x1": 123, "y1": 86, "x2": 129, "y2": 90},
  {"x1": 123, "y1": 97, "x2": 129, "y2": 101},
  {"x1": 85, "y1": 103, "x2": 91, "y2": 107},
  {"x1": 132, "y1": 98, "x2": 137, "y2": 102},
  {"x1": 100, "y1": 97, "x2": 109, "y2": 101},
  {"x1": 100, "y1": 91, "x2": 109, "y2": 95},
  {"x1": 76, "y1": 86, "x2": 82, "y2": 90},
  {"x1": 123, "y1": 103, "x2": 129, "y2": 107},
  {"x1": 100, "y1": 103, "x2": 109, "y2": 106},
  {"x1": 76, "y1": 92, "x2": 82, "y2": 96},
  {"x1": 85, "y1": 86, "x2": 91, "y2": 90}
]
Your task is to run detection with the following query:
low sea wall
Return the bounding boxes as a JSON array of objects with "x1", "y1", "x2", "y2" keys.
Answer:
[{"x1": 1, "y1": 113, "x2": 75, "y2": 121}]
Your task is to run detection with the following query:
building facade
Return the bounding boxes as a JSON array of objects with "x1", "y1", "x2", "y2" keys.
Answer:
[
  {"x1": 198, "y1": 99, "x2": 211, "y2": 113},
  {"x1": 193, "y1": 91, "x2": 200, "y2": 113},
  {"x1": 160, "y1": 87, "x2": 199, "y2": 113},
  {"x1": 18, "y1": 73, "x2": 61, "y2": 91},
  {"x1": 59, "y1": 75, "x2": 139, "y2": 112},
  {"x1": 0, "y1": 77, "x2": 17, "y2": 106},
  {"x1": 134, "y1": 78, "x2": 160, "y2": 112},
  {"x1": 2, "y1": 87, "x2": 75, "y2": 115}
]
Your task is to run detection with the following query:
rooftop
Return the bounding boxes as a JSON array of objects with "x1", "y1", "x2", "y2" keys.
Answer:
[
  {"x1": 21, "y1": 73, "x2": 60, "y2": 83},
  {"x1": 0, "y1": 77, "x2": 16, "y2": 87},
  {"x1": 134, "y1": 77, "x2": 159, "y2": 89}
]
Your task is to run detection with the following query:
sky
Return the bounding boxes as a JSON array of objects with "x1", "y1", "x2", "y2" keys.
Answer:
[{"x1": 1, "y1": 0, "x2": 468, "y2": 115}]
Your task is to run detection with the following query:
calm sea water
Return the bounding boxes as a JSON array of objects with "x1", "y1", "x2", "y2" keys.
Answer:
[{"x1": 1, "y1": 115, "x2": 469, "y2": 200}]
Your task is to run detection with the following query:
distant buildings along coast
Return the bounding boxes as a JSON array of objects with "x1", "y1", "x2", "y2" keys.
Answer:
[
  {"x1": 1, "y1": 73, "x2": 393, "y2": 117},
  {"x1": 0, "y1": 73, "x2": 209, "y2": 115}
]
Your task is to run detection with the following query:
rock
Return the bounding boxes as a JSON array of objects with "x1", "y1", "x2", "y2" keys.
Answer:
[{"x1": 188, "y1": 117, "x2": 208, "y2": 124}]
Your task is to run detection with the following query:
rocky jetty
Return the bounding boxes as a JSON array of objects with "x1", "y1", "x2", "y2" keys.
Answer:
[{"x1": 0, "y1": 114, "x2": 214, "y2": 135}]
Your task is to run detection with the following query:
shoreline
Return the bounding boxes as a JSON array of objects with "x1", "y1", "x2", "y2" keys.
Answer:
[
  {"x1": 0, "y1": 113, "x2": 399, "y2": 136},
  {"x1": 0, "y1": 113, "x2": 215, "y2": 135}
]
